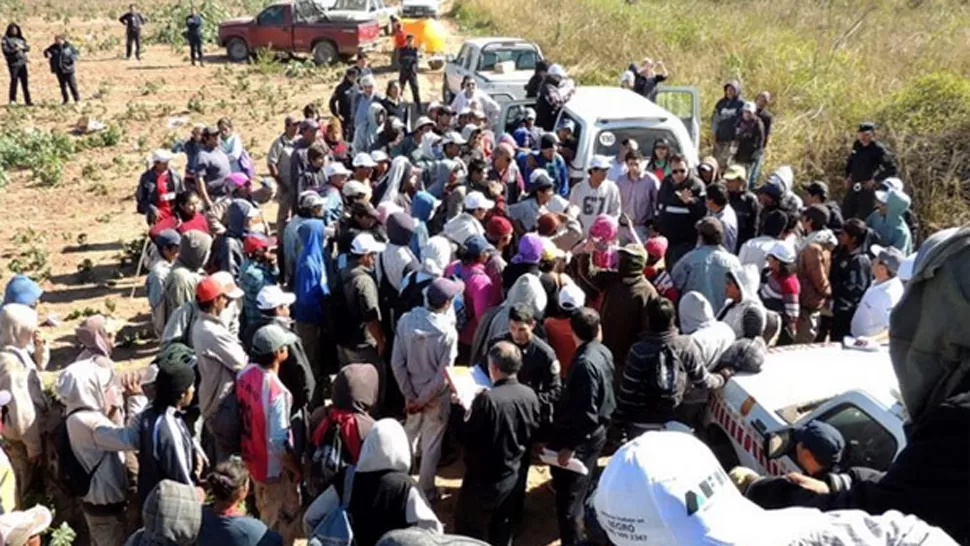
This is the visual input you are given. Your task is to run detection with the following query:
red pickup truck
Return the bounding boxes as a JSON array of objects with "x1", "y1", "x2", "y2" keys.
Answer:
[{"x1": 218, "y1": 2, "x2": 381, "y2": 65}]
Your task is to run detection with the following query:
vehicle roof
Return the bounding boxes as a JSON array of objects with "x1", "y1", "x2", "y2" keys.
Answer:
[
  {"x1": 731, "y1": 344, "x2": 901, "y2": 413},
  {"x1": 565, "y1": 87, "x2": 674, "y2": 123},
  {"x1": 462, "y1": 37, "x2": 538, "y2": 48}
]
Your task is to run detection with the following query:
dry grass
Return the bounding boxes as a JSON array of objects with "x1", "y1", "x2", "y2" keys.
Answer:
[{"x1": 452, "y1": 0, "x2": 970, "y2": 232}]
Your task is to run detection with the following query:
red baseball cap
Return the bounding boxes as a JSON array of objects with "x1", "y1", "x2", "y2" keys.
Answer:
[
  {"x1": 486, "y1": 216, "x2": 513, "y2": 239},
  {"x1": 243, "y1": 234, "x2": 277, "y2": 255},
  {"x1": 196, "y1": 274, "x2": 244, "y2": 303}
]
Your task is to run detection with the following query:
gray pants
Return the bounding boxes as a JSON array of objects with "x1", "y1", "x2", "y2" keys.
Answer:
[
  {"x1": 84, "y1": 509, "x2": 127, "y2": 546},
  {"x1": 404, "y1": 392, "x2": 450, "y2": 497}
]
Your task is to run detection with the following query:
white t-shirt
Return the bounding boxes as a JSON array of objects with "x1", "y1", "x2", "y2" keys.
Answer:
[
  {"x1": 851, "y1": 277, "x2": 904, "y2": 338},
  {"x1": 569, "y1": 179, "x2": 622, "y2": 235}
]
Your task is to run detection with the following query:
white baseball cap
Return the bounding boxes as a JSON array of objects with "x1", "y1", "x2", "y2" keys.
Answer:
[
  {"x1": 898, "y1": 252, "x2": 917, "y2": 282},
  {"x1": 351, "y1": 232, "x2": 386, "y2": 255},
  {"x1": 767, "y1": 241, "x2": 796, "y2": 264},
  {"x1": 548, "y1": 63, "x2": 567, "y2": 78},
  {"x1": 256, "y1": 285, "x2": 296, "y2": 311},
  {"x1": 342, "y1": 180, "x2": 371, "y2": 198},
  {"x1": 525, "y1": 107, "x2": 537, "y2": 120},
  {"x1": 352, "y1": 152, "x2": 377, "y2": 168},
  {"x1": 326, "y1": 162, "x2": 351, "y2": 178},
  {"x1": 589, "y1": 155, "x2": 612, "y2": 171},
  {"x1": 0, "y1": 505, "x2": 53, "y2": 546},
  {"x1": 557, "y1": 282, "x2": 586, "y2": 311},
  {"x1": 211, "y1": 271, "x2": 244, "y2": 299},
  {"x1": 442, "y1": 131, "x2": 467, "y2": 146},
  {"x1": 371, "y1": 150, "x2": 390, "y2": 163},
  {"x1": 594, "y1": 431, "x2": 809, "y2": 546},
  {"x1": 875, "y1": 189, "x2": 890, "y2": 204},
  {"x1": 464, "y1": 191, "x2": 495, "y2": 211},
  {"x1": 152, "y1": 149, "x2": 174, "y2": 163}
]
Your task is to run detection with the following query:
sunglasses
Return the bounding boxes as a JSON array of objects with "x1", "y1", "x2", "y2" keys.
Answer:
[{"x1": 672, "y1": 169, "x2": 687, "y2": 174}]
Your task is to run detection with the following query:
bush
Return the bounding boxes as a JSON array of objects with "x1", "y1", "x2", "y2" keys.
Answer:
[
  {"x1": 149, "y1": 0, "x2": 232, "y2": 47},
  {"x1": 0, "y1": 128, "x2": 76, "y2": 186}
]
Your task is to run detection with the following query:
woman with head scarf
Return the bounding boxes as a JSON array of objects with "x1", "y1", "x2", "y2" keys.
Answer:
[
  {"x1": 1, "y1": 275, "x2": 48, "y2": 371},
  {"x1": 409, "y1": 191, "x2": 439, "y2": 261},
  {"x1": 304, "y1": 419, "x2": 442, "y2": 546},
  {"x1": 353, "y1": 102, "x2": 387, "y2": 156},
  {"x1": 293, "y1": 219, "x2": 329, "y2": 374},
  {"x1": 74, "y1": 315, "x2": 118, "y2": 368},
  {"x1": 308, "y1": 363, "x2": 379, "y2": 496},
  {"x1": 0, "y1": 304, "x2": 49, "y2": 507},
  {"x1": 376, "y1": 156, "x2": 418, "y2": 212},
  {"x1": 55, "y1": 358, "x2": 129, "y2": 546}
]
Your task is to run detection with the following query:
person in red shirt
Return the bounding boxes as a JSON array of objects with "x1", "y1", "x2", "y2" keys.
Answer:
[
  {"x1": 136, "y1": 149, "x2": 185, "y2": 225},
  {"x1": 544, "y1": 282, "x2": 585, "y2": 378},
  {"x1": 149, "y1": 190, "x2": 211, "y2": 240},
  {"x1": 390, "y1": 15, "x2": 406, "y2": 66}
]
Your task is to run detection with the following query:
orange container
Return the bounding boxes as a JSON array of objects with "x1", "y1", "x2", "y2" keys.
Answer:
[{"x1": 402, "y1": 18, "x2": 447, "y2": 55}]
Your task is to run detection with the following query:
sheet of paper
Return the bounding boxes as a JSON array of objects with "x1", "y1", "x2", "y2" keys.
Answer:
[
  {"x1": 540, "y1": 448, "x2": 589, "y2": 475},
  {"x1": 842, "y1": 336, "x2": 883, "y2": 352},
  {"x1": 445, "y1": 365, "x2": 492, "y2": 410}
]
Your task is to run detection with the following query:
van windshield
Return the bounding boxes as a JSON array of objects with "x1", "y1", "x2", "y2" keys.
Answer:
[
  {"x1": 478, "y1": 44, "x2": 540, "y2": 72},
  {"x1": 594, "y1": 127, "x2": 680, "y2": 158}
]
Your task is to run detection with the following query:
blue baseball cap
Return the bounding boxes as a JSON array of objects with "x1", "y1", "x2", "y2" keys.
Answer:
[
  {"x1": 794, "y1": 421, "x2": 845, "y2": 469},
  {"x1": 3, "y1": 275, "x2": 43, "y2": 307},
  {"x1": 463, "y1": 234, "x2": 494, "y2": 259}
]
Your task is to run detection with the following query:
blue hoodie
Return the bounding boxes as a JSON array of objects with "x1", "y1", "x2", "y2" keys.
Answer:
[
  {"x1": 866, "y1": 189, "x2": 913, "y2": 254},
  {"x1": 3, "y1": 275, "x2": 43, "y2": 306},
  {"x1": 409, "y1": 191, "x2": 437, "y2": 260},
  {"x1": 293, "y1": 220, "x2": 329, "y2": 324}
]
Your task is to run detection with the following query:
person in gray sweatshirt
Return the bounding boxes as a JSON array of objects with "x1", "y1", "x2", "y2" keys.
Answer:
[{"x1": 390, "y1": 277, "x2": 463, "y2": 501}]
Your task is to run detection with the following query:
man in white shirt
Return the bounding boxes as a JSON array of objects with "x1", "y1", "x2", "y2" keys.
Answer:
[
  {"x1": 569, "y1": 155, "x2": 622, "y2": 235},
  {"x1": 851, "y1": 245, "x2": 905, "y2": 339},
  {"x1": 450, "y1": 78, "x2": 500, "y2": 124},
  {"x1": 738, "y1": 209, "x2": 788, "y2": 271}
]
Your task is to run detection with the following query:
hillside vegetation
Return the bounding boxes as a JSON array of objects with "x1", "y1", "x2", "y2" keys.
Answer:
[{"x1": 452, "y1": 0, "x2": 970, "y2": 232}]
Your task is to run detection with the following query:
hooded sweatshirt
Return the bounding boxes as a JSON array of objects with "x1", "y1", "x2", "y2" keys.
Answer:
[
  {"x1": 391, "y1": 306, "x2": 458, "y2": 407},
  {"x1": 56, "y1": 359, "x2": 128, "y2": 506},
  {"x1": 712, "y1": 80, "x2": 744, "y2": 143},
  {"x1": 0, "y1": 304, "x2": 48, "y2": 458},
  {"x1": 216, "y1": 199, "x2": 253, "y2": 277},
  {"x1": 163, "y1": 231, "x2": 213, "y2": 323},
  {"x1": 759, "y1": 166, "x2": 802, "y2": 234},
  {"x1": 378, "y1": 213, "x2": 419, "y2": 292},
  {"x1": 124, "y1": 480, "x2": 203, "y2": 546},
  {"x1": 717, "y1": 264, "x2": 767, "y2": 339},
  {"x1": 679, "y1": 291, "x2": 736, "y2": 370},
  {"x1": 410, "y1": 191, "x2": 438, "y2": 260},
  {"x1": 353, "y1": 102, "x2": 386, "y2": 155},
  {"x1": 293, "y1": 220, "x2": 329, "y2": 325},
  {"x1": 304, "y1": 419, "x2": 442, "y2": 546},
  {"x1": 728, "y1": 184, "x2": 761, "y2": 249},
  {"x1": 797, "y1": 229, "x2": 838, "y2": 311},
  {"x1": 866, "y1": 189, "x2": 913, "y2": 254}
]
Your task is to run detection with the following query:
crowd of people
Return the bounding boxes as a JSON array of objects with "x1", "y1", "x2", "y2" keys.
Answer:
[{"x1": 0, "y1": 16, "x2": 967, "y2": 546}]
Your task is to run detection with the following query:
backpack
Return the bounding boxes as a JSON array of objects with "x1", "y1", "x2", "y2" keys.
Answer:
[
  {"x1": 395, "y1": 272, "x2": 434, "y2": 322},
  {"x1": 55, "y1": 409, "x2": 106, "y2": 498},
  {"x1": 210, "y1": 383, "x2": 242, "y2": 455},
  {"x1": 309, "y1": 466, "x2": 356, "y2": 546},
  {"x1": 450, "y1": 263, "x2": 478, "y2": 334},
  {"x1": 377, "y1": 253, "x2": 417, "y2": 334},
  {"x1": 645, "y1": 344, "x2": 687, "y2": 408}
]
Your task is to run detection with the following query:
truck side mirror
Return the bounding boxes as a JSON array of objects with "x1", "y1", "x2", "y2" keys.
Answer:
[{"x1": 764, "y1": 429, "x2": 794, "y2": 460}]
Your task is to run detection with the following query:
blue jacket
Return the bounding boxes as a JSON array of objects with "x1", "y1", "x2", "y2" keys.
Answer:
[
  {"x1": 524, "y1": 152, "x2": 569, "y2": 197},
  {"x1": 293, "y1": 220, "x2": 329, "y2": 324},
  {"x1": 670, "y1": 244, "x2": 742, "y2": 311},
  {"x1": 866, "y1": 189, "x2": 913, "y2": 254}
]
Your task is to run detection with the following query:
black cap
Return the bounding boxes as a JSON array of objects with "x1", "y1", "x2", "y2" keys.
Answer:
[
  {"x1": 858, "y1": 121, "x2": 876, "y2": 132},
  {"x1": 201, "y1": 125, "x2": 220, "y2": 137},
  {"x1": 794, "y1": 421, "x2": 845, "y2": 470},
  {"x1": 806, "y1": 181, "x2": 829, "y2": 199}
]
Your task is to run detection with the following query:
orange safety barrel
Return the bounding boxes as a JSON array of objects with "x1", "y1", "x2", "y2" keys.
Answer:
[{"x1": 402, "y1": 18, "x2": 447, "y2": 55}]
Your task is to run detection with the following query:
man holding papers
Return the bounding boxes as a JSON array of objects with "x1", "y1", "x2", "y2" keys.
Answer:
[{"x1": 455, "y1": 342, "x2": 540, "y2": 546}]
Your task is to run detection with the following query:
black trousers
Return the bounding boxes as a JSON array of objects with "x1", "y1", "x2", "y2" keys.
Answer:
[
  {"x1": 56, "y1": 72, "x2": 80, "y2": 103},
  {"x1": 551, "y1": 426, "x2": 607, "y2": 546},
  {"x1": 455, "y1": 475, "x2": 522, "y2": 546},
  {"x1": 399, "y1": 70, "x2": 421, "y2": 109},
  {"x1": 189, "y1": 38, "x2": 204, "y2": 64},
  {"x1": 126, "y1": 31, "x2": 141, "y2": 59},
  {"x1": 7, "y1": 64, "x2": 31, "y2": 105}
]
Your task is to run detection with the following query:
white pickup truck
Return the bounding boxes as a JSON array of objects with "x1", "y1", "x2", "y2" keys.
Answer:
[
  {"x1": 705, "y1": 344, "x2": 908, "y2": 476},
  {"x1": 443, "y1": 37, "x2": 543, "y2": 105}
]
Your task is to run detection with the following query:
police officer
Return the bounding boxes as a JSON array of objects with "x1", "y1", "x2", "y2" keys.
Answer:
[
  {"x1": 398, "y1": 34, "x2": 421, "y2": 110},
  {"x1": 842, "y1": 121, "x2": 898, "y2": 220}
]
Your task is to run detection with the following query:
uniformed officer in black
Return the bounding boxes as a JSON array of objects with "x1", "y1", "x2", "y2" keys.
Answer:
[
  {"x1": 842, "y1": 121, "x2": 898, "y2": 220},
  {"x1": 398, "y1": 34, "x2": 422, "y2": 110}
]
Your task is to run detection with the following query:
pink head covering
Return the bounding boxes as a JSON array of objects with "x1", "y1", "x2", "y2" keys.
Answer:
[
  {"x1": 226, "y1": 172, "x2": 250, "y2": 188},
  {"x1": 589, "y1": 215, "x2": 619, "y2": 242}
]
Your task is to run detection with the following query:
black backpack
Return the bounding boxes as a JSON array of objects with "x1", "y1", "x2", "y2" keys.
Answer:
[
  {"x1": 55, "y1": 409, "x2": 106, "y2": 498},
  {"x1": 645, "y1": 344, "x2": 687, "y2": 408},
  {"x1": 395, "y1": 272, "x2": 434, "y2": 324}
]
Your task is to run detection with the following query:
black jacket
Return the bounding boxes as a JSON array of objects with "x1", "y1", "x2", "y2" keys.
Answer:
[
  {"x1": 729, "y1": 189, "x2": 761, "y2": 248},
  {"x1": 398, "y1": 46, "x2": 419, "y2": 76},
  {"x1": 524, "y1": 72, "x2": 543, "y2": 99},
  {"x1": 241, "y1": 315, "x2": 316, "y2": 412},
  {"x1": 136, "y1": 405, "x2": 197, "y2": 506},
  {"x1": 535, "y1": 76, "x2": 566, "y2": 131},
  {"x1": 330, "y1": 79, "x2": 358, "y2": 123},
  {"x1": 185, "y1": 14, "x2": 204, "y2": 40},
  {"x1": 793, "y1": 392, "x2": 970, "y2": 545},
  {"x1": 549, "y1": 341, "x2": 615, "y2": 451},
  {"x1": 712, "y1": 95, "x2": 744, "y2": 143},
  {"x1": 824, "y1": 200, "x2": 845, "y2": 234},
  {"x1": 1, "y1": 37, "x2": 29, "y2": 68},
  {"x1": 626, "y1": 63, "x2": 666, "y2": 102},
  {"x1": 43, "y1": 42, "x2": 78, "y2": 75},
  {"x1": 656, "y1": 175, "x2": 708, "y2": 248},
  {"x1": 733, "y1": 117, "x2": 765, "y2": 163},
  {"x1": 496, "y1": 334, "x2": 561, "y2": 436},
  {"x1": 845, "y1": 140, "x2": 896, "y2": 183},
  {"x1": 462, "y1": 377, "x2": 539, "y2": 487},
  {"x1": 830, "y1": 246, "x2": 871, "y2": 314},
  {"x1": 759, "y1": 194, "x2": 802, "y2": 235},
  {"x1": 119, "y1": 12, "x2": 146, "y2": 34},
  {"x1": 757, "y1": 108, "x2": 774, "y2": 147}
]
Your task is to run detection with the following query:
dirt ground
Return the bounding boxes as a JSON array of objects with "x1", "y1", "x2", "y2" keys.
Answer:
[{"x1": 0, "y1": 10, "x2": 567, "y2": 546}]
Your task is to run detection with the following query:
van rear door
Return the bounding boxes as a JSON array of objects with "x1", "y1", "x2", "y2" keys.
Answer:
[{"x1": 654, "y1": 86, "x2": 700, "y2": 151}]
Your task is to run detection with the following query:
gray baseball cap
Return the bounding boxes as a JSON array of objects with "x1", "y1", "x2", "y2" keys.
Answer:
[{"x1": 251, "y1": 324, "x2": 298, "y2": 356}]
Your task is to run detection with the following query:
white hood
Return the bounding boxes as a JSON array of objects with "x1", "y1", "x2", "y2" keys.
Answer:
[{"x1": 357, "y1": 418, "x2": 411, "y2": 473}]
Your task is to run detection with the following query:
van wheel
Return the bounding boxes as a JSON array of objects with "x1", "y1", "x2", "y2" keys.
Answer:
[
  {"x1": 707, "y1": 427, "x2": 740, "y2": 471},
  {"x1": 226, "y1": 38, "x2": 249, "y2": 62},
  {"x1": 312, "y1": 41, "x2": 338, "y2": 65}
]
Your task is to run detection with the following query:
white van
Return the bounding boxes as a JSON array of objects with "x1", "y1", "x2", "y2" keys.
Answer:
[{"x1": 495, "y1": 86, "x2": 700, "y2": 184}]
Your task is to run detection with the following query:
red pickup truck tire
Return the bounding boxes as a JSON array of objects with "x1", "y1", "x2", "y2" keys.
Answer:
[
  {"x1": 312, "y1": 41, "x2": 338, "y2": 65},
  {"x1": 226, "y1": 38, "x2": 250, "y2": 62}
]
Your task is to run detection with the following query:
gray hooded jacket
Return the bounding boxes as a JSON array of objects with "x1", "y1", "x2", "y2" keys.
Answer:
[
  {"x1": 717, "y1": 263, "x2": 767, "y2": 339},
  {"x1": 391, "y1": 307, "x2": 458, "y2": 407},
  {"x1": 679, "y1": 291, "x2": 736, "y2": 371},
  {"x1": 163, "y1": 231, "x2": 213, "y2": 324}
]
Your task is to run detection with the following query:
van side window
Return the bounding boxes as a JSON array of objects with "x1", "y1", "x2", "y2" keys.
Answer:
[
  {"x1": 257, "y1": 5, "x2": 286, "y2": 25},
  {"x1": 815, "y1": 403, "x2": 898, "y2": 471},
  {"x1": 454, "y1": 45, "x2": 471, "y2": 70}
]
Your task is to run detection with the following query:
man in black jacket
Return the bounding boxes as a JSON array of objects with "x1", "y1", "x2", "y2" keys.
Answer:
[
  {"x1": 548, "y1": 308, "x2": 615, "y2": 546},
  {"x1": 842, "y1": 122, "x2": 897, "y2": 220},
  {"x1": 456, "y1": 341, "x2": 539, "y2": 546},
  {"x1": 185, "y1": 7, "x2": 204, "y2": 66},
  {"x1": 724, "y1": 165, "x2": 761, "y2": 248},
  {"x1": 524, "y1": 60, "x2": 548, "y2": 99},
  {"x1": 804, "y1": 181, "x2": 845, "y2": 234},
  {"x1": 711, "y1": 79, "x2": 743, "y2": 167},
  {"x1": 829, "y1": 218, "x2": 871, "y2": 340},
  {"x1": 329, "y1": 67, "x2": 360, "y2": 141},
  {"x1": 119, "y1": 4, "x2": 146, "y2": 61},
  {"x1": 43, "y1": 35, "x2": 80, "y2": 104},
  {"x1": 656, "y1": 154, "x2": 708, "y2": 268},
  {"x1": 397, "y1": 34, "x2": 421, "y2": 108}
]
